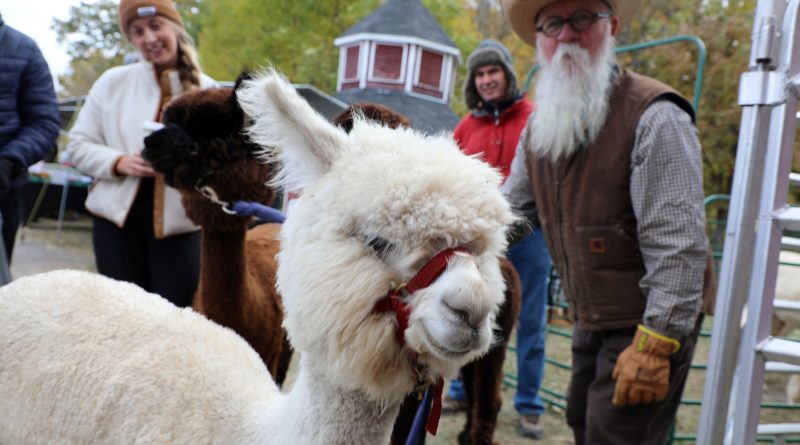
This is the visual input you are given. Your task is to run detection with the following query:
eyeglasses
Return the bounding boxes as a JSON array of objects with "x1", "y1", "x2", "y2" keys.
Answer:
[{"x1": 536, "y1": 10, "x2": 611, "y2": 37}]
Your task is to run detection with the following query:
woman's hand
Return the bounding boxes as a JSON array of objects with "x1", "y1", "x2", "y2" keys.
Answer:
[{"x1": 114, "y1": 153, "x2": 156, "y2": 177}]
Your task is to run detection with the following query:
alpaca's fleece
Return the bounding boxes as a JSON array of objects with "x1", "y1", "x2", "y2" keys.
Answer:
[
  {"x1": 333, "y1": 102, "x2": 411, "y2": 133},
  {"x1": 239, "y1": 69, "x2": 517, "y2": 402},
  {"x1": 0, "y1": 69, "x2": 517, "y2": 444},
  {"x1": 0, "y1": 270, "x2": 277, "y2": 443}
]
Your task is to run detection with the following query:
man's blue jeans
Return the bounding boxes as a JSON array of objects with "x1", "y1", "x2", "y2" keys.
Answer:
[{"x1": 447, "y1": 229, "x2": 551, "y2": 415}]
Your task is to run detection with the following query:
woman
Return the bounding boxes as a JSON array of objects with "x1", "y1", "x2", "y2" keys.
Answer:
[{"x1": 67, "y1": 0, "x2": 216, "y2": 307}]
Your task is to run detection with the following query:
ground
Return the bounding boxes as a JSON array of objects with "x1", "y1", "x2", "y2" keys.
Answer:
[
  {"x1": 12, "y1": 212, "x2": 96, "y2": 278},
  {"x1": 10, "y1": 214, "x2": 800, "y2": 444}
]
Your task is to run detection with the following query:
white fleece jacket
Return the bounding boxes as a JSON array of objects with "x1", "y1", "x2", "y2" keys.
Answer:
[{"x1": 67, "y1": 62, "x2": 216, "y2": 236}]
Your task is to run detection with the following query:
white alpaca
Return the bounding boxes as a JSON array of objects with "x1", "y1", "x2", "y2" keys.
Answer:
[{"x1": 0, "y1": 69, "x2": 515, "y2": 444}]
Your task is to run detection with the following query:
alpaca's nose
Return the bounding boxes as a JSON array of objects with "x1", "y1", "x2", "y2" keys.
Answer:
[
  {"x1": 436, "y1": 255, "x2": 493, "y2": 328},
  {"x1": 442, "y1": 296, "x2": 490, "y2": 329},
  {"x1": 444, "y1": 303, "x2": 477, "y2": 329}
]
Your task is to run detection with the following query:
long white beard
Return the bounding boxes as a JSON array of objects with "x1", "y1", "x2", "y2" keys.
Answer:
[{"x1": 529, "y1": 36, "x2": 617, "y2": 161}]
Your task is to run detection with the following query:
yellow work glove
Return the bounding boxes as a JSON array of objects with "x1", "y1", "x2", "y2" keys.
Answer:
[{"x1": 612, "y1": 324, "x2": 681, "y2": 407}]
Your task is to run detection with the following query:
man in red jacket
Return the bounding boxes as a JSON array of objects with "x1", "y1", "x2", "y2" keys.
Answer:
[{"x1": 444, "y1": 39, "x2": 552, "y2": 440}]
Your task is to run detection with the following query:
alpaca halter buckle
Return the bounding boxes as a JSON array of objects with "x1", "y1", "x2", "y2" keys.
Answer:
[
  {"x1": 372, "y1": 246, "x2": 469, "y2": 437},
  {"x1": 197, "y1": 184, "x2": 237, "y2": 215},
  {"x1": 196, "y1": 184, "x2": 286, "y2": 223}
]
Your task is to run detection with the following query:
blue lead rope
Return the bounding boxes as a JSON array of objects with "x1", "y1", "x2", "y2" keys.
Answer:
[
  {"x1": 404, "y1": 387, "x2": 432, "y2": 445},
  {"x1": 230, "y1": 201, "x2": 286, "y2": 223}
]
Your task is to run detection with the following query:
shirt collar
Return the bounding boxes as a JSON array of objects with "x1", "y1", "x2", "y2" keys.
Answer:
[{"x1": 473, "y1": 94, "x2": 522, "y2": 118}]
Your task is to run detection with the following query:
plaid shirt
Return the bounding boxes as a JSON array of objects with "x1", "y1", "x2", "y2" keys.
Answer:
[{"x1": 502, "y1": 100, "x2": 707, "y2": 338}]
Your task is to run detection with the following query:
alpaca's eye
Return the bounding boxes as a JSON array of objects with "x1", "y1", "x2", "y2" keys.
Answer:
[{"x1": 367, "y1": 236, "x2": 395, "y2": 259}]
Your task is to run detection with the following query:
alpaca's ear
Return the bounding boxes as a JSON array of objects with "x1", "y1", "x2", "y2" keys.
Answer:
[
  {"x1": 230, "y1": 70, "x2": 253, "y2": 119},
  {"x1": 237, "y1": 68, "x2": 347, "y2": 191},
  {"x1": 233, "y1": 70, "x2": 254, "y2": 92}
]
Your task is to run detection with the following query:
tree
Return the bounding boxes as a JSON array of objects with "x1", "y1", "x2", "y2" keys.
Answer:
[
  {"x1": 620, "y1": 0, "x2": 756, "y2": 198},
  {"x1": 196, "y1": 0, "x2": 381, "y2": 89},
  {"x1": 176, "y1": 0, "x2": 204, "y2": 42},
  {"x1": 57, "y1": 50, "x2": 124, "y2": 98},
  {"x1": 196, "y1": 0, "x2": 508, "y2": 112},
  {"x1": 52, "y1": 0, "x2": 127, "y2": 61}
]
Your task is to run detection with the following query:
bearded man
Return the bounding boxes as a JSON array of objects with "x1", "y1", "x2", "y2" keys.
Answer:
[{"x1": 499, "y1": 0, "x2": 714, "y2": 443}]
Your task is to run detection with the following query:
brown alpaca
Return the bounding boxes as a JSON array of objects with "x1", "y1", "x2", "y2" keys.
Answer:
[
  {"x1": 455, "y1": 256, "x2": 521, "y2": 445},
  {"x1": 142, "y1": 79, "x2": 292, "y2": 384},
  {"x1": 333, "y1": 102, "x2": 412, "y2": 132},
  {"x1": 333, "y1": 103, "x2": 523, "y2": 445}
]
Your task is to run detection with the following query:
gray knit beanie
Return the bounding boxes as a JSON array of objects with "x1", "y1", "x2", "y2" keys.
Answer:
[{"x1": 464, "y1": 39, "x2": 519, "y2": 110}]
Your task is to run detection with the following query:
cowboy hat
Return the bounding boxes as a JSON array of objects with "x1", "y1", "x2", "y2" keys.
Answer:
[{"x1": 500, "y1": 0, "x2": 640, "y2": 46}]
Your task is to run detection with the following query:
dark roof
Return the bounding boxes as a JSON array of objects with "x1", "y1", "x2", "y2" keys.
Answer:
[
  {"x1": 335, "y1": 89, "x2": 459, "y2": 134},
  {"x1": 219, "y1": 82, "x2": 347, "y2": 121},
  {"x1": 293, "y1": 84, "x2": 348, "y2": 121},
  {"x1": 339, "y1": 0, "x2": 456, "y2": 49}
]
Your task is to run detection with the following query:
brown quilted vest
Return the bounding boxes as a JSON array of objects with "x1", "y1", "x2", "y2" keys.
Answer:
[{"x1": 525, "y1": 70, "x2": 712, "y2": 331}]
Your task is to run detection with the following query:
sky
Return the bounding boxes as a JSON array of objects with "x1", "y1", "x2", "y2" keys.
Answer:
[{"x1": 1, "y1": 0, "x2": 97, "y2": 89}]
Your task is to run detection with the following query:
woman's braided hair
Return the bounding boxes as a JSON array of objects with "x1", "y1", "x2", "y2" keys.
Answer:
[{"x1": 168, "y1": 21, "x2": 201, "y2": 92}]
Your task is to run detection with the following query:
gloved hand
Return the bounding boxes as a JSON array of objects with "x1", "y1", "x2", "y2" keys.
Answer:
[
  {"x1": 612, "y1": 324, "x2": 681, "y2": 406},
  {"x1": 0, "y1": 158, "x2": 18, "y2": 199}
]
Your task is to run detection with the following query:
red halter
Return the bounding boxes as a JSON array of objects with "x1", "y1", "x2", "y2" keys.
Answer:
[{"x1": 372, "y1": 246, "x2": 469, "y2": 436}]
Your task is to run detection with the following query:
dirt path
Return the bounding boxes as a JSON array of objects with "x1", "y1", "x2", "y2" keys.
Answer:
[{"x1": 10, "y1": 215, "x2": 95, "y2": 279}]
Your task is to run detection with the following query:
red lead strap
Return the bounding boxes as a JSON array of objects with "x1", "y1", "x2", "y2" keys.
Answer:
[
  {"x1": 373, "y1": 246, "x2": 469, "y2": 345},
  {"x1": 426, "y1": 377, "x2": 444, "y2": 435},
  {"x1": 372, "y1": 246, "x2": 469, "y2": 437},
  {"x1": 404, "y1": 246, "x2": 469, "y2": 294}
]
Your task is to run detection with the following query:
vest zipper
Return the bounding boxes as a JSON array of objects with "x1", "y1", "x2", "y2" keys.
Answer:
[{"x1": 555, "y1": 161, "x2": 574, "y2": 322}]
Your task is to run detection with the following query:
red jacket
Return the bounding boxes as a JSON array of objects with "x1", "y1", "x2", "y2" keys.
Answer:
[{"x1": 453, "y1": 97, "x2": 533, "y2": 181}]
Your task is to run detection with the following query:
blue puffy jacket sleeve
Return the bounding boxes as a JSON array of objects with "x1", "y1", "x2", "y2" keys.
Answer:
[{"x1": 0, "y1": 21, "x2": 60, "y2": 180}]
